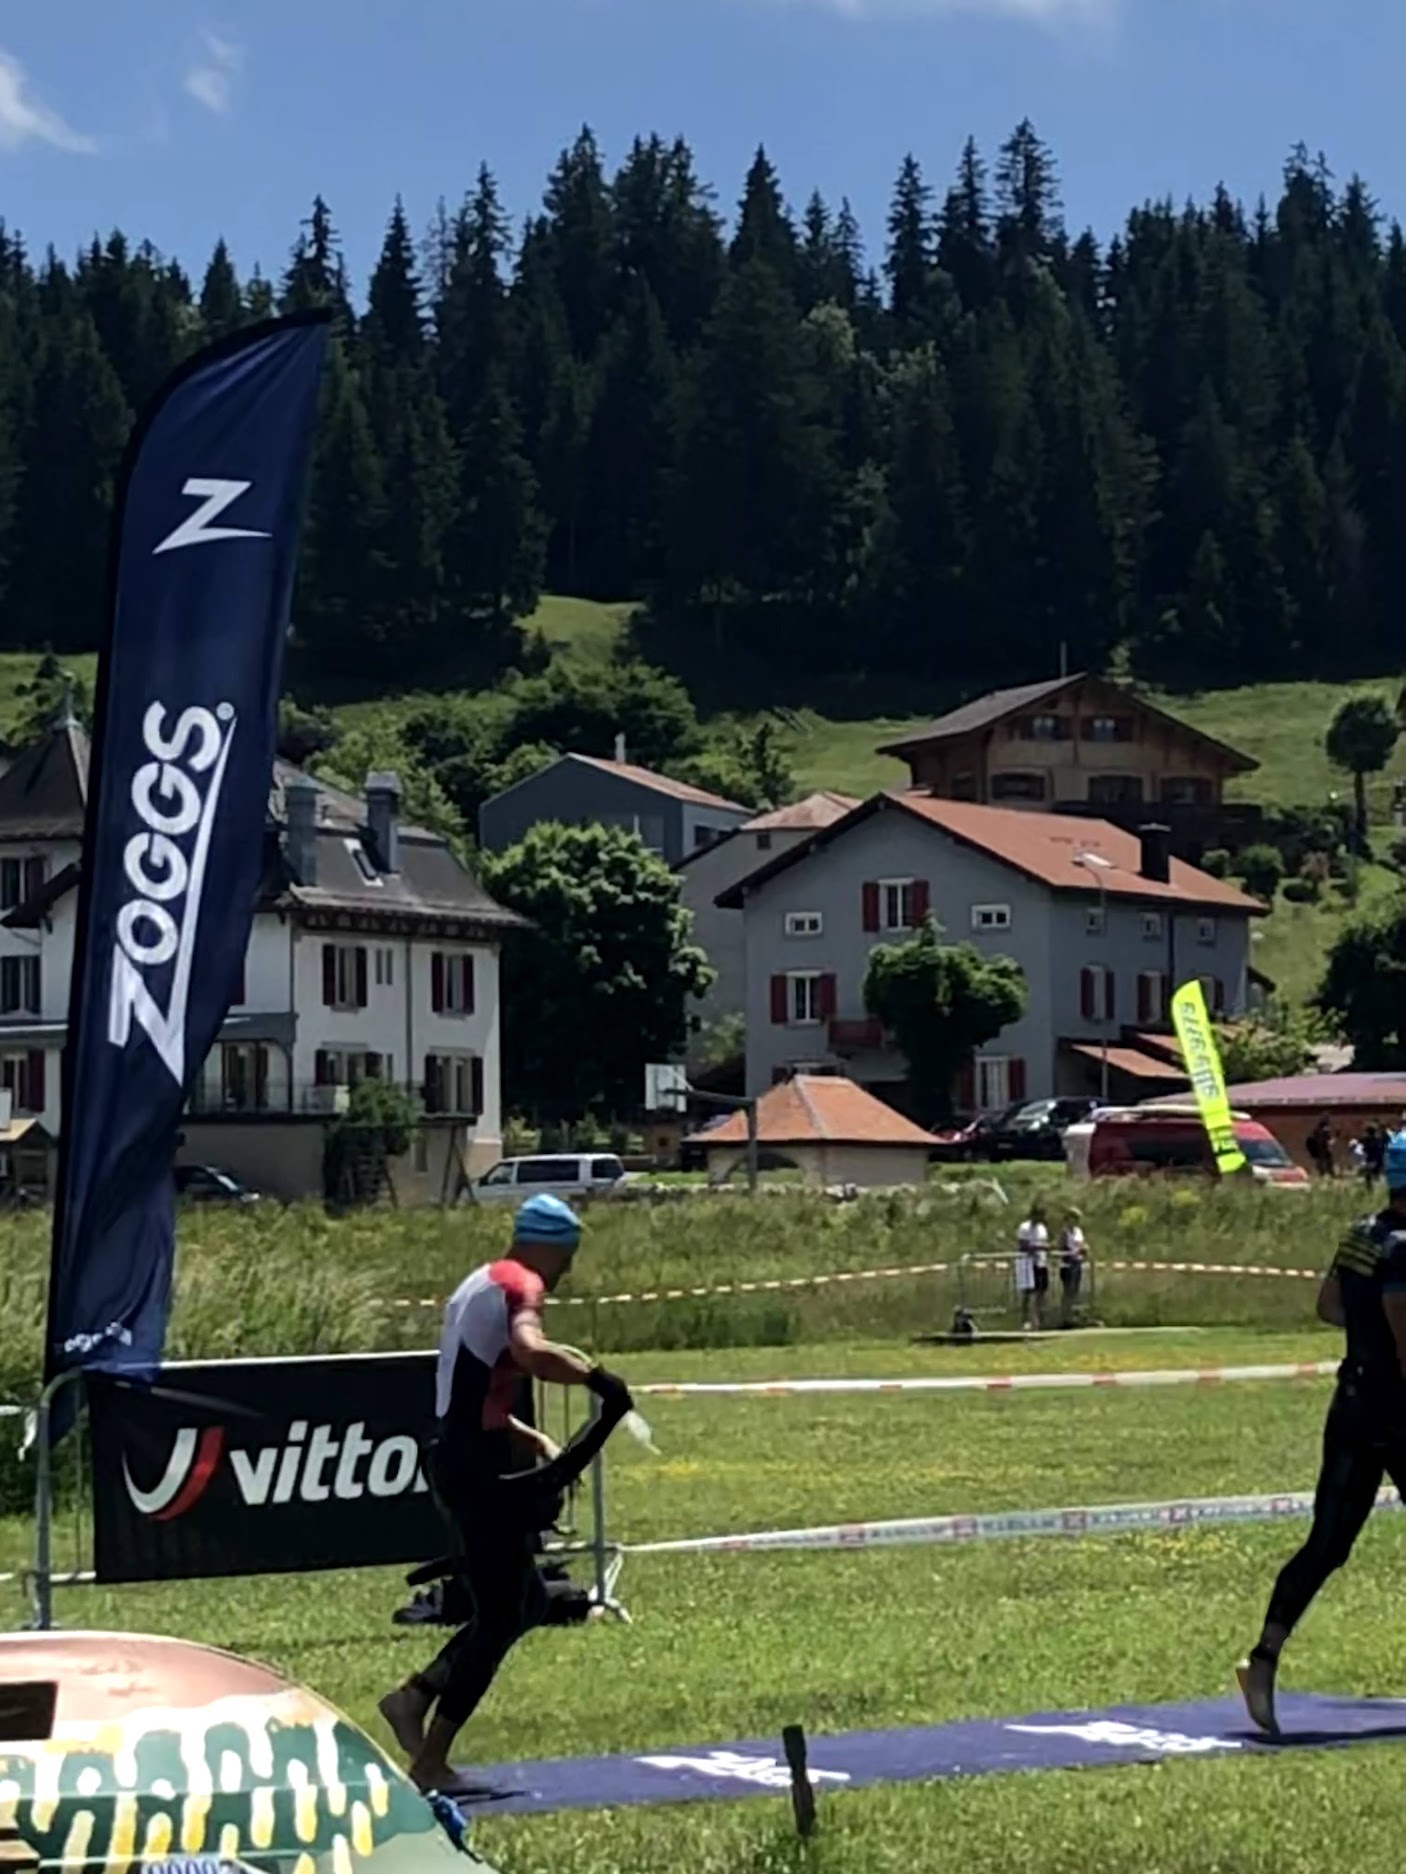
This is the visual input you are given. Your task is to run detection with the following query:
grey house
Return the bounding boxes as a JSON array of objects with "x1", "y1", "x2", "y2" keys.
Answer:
[
  {"x1": 716, "y1": 792, "x2": 1265, "y2": 1108},
  {"x1": 676, "y1": 792, "x2": 857, "y2": 1053},
  {"x1": 479, "y1": 752, "x2": 749, "y2": 867}
]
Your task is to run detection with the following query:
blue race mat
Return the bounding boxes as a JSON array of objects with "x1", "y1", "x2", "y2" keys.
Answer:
[{"x1": 456, "y1": 1692, "x2": 1406, "y2": 1816}]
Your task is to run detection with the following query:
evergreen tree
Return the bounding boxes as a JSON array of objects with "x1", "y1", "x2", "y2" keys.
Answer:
[
  {"x1": 199, "y1": 239, "x2": 244, "y2": 337},
  {"x1": 541, "y1": 126, "x2": 615, "y2": 361},
  {"x1": 731, "y1": 149, "x2": 798, "y2": 288},
  {"x1": 885, "y1": 156, "x2": 936, "y2": 335}
]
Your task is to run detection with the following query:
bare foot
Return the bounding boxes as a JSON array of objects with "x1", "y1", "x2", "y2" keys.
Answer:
[{"x1": 378, "y1": 1685, "x2": 430, "y2": 1756}]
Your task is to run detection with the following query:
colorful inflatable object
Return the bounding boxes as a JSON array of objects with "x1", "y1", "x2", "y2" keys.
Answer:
[{"x1": 0, "y1": 1631, "x2": 498, "y2": 1874}]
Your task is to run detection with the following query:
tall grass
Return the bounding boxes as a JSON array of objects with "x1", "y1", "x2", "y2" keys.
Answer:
[{"x1": 0, "y1": 1178, "x2": 1364, "y2": 1396}]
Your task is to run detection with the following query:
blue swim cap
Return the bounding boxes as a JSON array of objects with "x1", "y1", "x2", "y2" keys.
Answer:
[
  {"x1": 513, "y1": 1192, "x2": 583, "y2": 1251},
  {"x1": 1387, "y1": 1131, "x2": 1406, "y2": 1191}
]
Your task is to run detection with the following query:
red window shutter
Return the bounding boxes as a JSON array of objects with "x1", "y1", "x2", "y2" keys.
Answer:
[
  {"x1": 431, "y1": 953, "x2": 445, "y2": 1014},
  {"x1": 464, "y1": 956, "x2": 476, "y2": 1015},
  {"x1": 470, "y1": 1056, "x2": 484, "y2": 1117},
  {"x1": 355, "y1": 947, "x2": 368, "y2": 1007},
  {"x1": 957, "y1": 1058, "x2": 976, "y2": 1111},
  {"x1": 1009, "y1": 1057, "x2": 1027, "y2": 1102},
  {"x1": 1104, "y1": 972, "x2": 1116, "y2": 1021},
  {"x1": 22, "y1": 856, "x2": 44, "y2": 900},
  {"x1": 770, "y1": 975, "x2": 789, "y2": 1024},
  {"x1": 911, "y1": 880, "x2": 931, "y2": 925},
  {"x1": 862, "y1": 882, "x2": 880, "y2": 933},
  {"x1": 322, "y1": 944, "x2": 336, "y2": 1006},
  {"x1": 819, "y1": 973, "x2": 838, "y2": 1020},
  {"x1": 1080, "y1": 968, "x2": 1095, "y2": 1020},
  {"x1": 27, "y1": 1050, "x2": 45, "y2": 1114},
  {"x1": 1137, "y1": 973, "x2": 1151, "y2": 1023}
]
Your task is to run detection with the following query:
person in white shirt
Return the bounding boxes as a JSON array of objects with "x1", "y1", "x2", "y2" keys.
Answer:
[
  {"x1": 1059, "y1": 1209, "x2": 1089, "y2": 1327},
  {"x1": 1015, "y1": 1203, "x2": 1050, "y2": 1330}
]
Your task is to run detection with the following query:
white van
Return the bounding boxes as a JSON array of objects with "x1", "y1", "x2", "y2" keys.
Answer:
[{"x1": 469, "y1": 1152, "x2": 630, "y2": 1207}]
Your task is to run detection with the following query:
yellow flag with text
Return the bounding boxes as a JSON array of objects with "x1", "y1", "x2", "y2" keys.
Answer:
[{"x1": 1171, "y1": 980, "x2": 1247, "y2": 1175}]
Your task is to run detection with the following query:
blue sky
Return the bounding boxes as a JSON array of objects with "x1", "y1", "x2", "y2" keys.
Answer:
[{"x1": 3, "y1": 0, "x2": 1404, "y2": 294}]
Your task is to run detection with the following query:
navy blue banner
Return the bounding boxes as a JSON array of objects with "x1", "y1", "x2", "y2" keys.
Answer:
[{"x1": 46, "y1": 313, "x2": 329, "y2": 1402}]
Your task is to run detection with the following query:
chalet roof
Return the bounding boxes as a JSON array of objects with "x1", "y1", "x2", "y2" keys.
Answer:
[{"x1": 876, "y1": 674, "x2": 1258, "y2": 774}]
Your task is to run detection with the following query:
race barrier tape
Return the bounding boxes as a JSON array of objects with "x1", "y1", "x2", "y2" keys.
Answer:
[
  {"x1": 634, "y1": 1360, "x2": 1339, "y2": 1399},
  {"x1": 390, "y1": 1257, "x2": 1321, "y2": 1312},
  {"x1": 623, "y1": 1484, "x2": 1405, "y2": 1557}
]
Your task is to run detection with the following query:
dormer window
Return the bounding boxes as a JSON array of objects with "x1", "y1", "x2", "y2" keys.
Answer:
[{"x1": 346, "y1": 839, "x2": 382, "y2": 887}]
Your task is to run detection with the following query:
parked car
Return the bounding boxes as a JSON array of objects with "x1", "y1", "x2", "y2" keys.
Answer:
[
  {"x1": 986, "y1": 1097, "x2": 1101, "y2": 1161},
  {"x1": 468, "y1": 1152, "x2": 631, "y2": 1207},
  {"x1": 174, "y1": 1163, "x2": 262, "y2": 1204},
  {"x1": 1065, "y1": 1105, "x2": 1309, "y2": 1186}
]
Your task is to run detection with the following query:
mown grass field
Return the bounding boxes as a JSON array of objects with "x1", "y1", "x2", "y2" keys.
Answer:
[{"x1": 22, "y1": 1319, "x2": 1406, "y2": 1874}]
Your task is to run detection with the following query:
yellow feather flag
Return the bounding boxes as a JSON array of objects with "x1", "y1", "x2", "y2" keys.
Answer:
[{"x1": 1171, "y1": 979, "x2": 1247, "y2": 1176}]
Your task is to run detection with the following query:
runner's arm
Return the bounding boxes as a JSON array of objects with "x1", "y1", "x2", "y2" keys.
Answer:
[
  {"x1": 507, "y1": 1416, "x2": 560, "y2": 1462},
  {"x1": 1382, "y1": 1238, "x2": 1406, "y2": 1374},
  {"x1": 508, "y1": 1309, "x2": 602, "y2": 1388},
  {"x1": 1316, "y1": 1271, "x2": 1346, "y2": 1328}
]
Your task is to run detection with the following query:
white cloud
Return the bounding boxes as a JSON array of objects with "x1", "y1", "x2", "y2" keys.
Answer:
[
  {"x1": 184, "y1": 33, "x2": 242, "y2": 115},
  {"x1": 0, "y1": 49, "x2": 96, "y2": 155},
  {"x1": 775, "y1": 0, "x2": 1114, "y2": 20}
]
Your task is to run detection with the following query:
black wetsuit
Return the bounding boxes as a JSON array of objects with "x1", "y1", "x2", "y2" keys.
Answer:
[{"x1": 1264, "y1": 1211, "x2": 1406, "y2": 1636}]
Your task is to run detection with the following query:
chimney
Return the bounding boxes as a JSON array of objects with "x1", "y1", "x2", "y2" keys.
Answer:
[
  {"x1": 1138, "y1": 822, "x2": 1171, "y2": 884},
  {"x1": 284, "y1": 773, "x2": 319, "y2": 886},
  {"x1": 366, "y1": 770, "x2": 402, "y2": 874},
  {"x1": 614, "y1": 732, "x2": 627, "y2": 765}
]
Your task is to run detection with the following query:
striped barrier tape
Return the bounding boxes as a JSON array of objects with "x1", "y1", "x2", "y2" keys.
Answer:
[
  {"x1": 634, "y1": 1360, "x2": 1339, "y2": 1399},
  {"x1": 388, "y1": 1257, "x2": 1321, "y2": 1313},
  {"x1": 623, "y1": 1484, "x2": 1405, "y2": 1557}
]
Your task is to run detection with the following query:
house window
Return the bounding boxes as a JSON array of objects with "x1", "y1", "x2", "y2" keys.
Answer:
[
  {"x1": 972, "y1": 904, "x2": 1012, "y2": 931},
  {"x1": 785, "y1": 911, "x2": 823, "y2": 938},
  {"x1": 313, "y1": 1048, "x2": 385, "y2": 1089},
  {"x1": 347, "y1": 840, "x2": 383, "y2": 887},
  {"x1": 790, "y1": 973, "x2": 822, "y2": 1025},
  {"x1": 322, "y1": 944, "x2": 367, "y2": 1011},
  {"x1": 432, "y1": 953, "x2": 475, "y2": 1016},
  {"x1": 1199, "y1": 974, "x2": 1226, "y2": 1014},
  {"x1": 1136, "y1": 971, "x2": 1168, "y2": 1024},
  {"x1": 1140, "y1": 911, "x2": 1164, "y2": 941},
  {"x1": 1197, "y1": 916, "x2": 1217, "y2": 945},
  {"x1": 220, "y1": 1043, "x2": 270, "y2": 1113},
  {"x1": 951, "y1": 773, "x2": 978, "y2": 801},
  {"x1": 1082, "y1": 715, "x2": 1134, "y2": 743},
  {"x1": 1162, "y1": 777, "x2": 1214, "y2": 806},
  {"x1": 374, "y1": 947, "x2": 395, "y2": 987},
  {"x1": 694, "y1": 826, "x2": 715, "y2": 850},
  {"x1": 1080, "y1": 964, "x2": 1116, "y2": 1022},
  {"x1": 0, "y1": 956, "x2": 40, "y2": 1015},
  {"x1": 0, "y1": 1050, "x2": 44, "y2": 1114},
  {"x1": 976, "y1": 1056, "x2": 1010, "y2": 1111},
  {"x1": 881, "y1": 880, "x2": 915, "y2": 932},
  {"x1": 1089, "y1": 774, "x2": 1144, "y2": 805},
  {"x1": 0, "y1": 857, "x2": 45, "y2": 913},
  {"x1": 990, "y1": 772, "x2": 1047, "y2": 803},
  {"x1": 424, "y1": 1052, "x2": 484, "y2": 1117},
  {"x1": 756, "y1": 832, "x2": 773, "y2": 852},
  {"x1": 1085, "y1": 906, "x2": 1106, "y2": 937},
  {"x1": 1016, "y1": 714, "x2": 1068, "y2": 742}
]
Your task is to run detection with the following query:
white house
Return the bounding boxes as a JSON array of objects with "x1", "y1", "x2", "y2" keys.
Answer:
[{"x1": 0, "y1": 720, "x2": 524, "y2": 1202}]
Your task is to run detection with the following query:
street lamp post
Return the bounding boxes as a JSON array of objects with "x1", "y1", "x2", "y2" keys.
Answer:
[{"x1": 1075, "y1": 852, "x2": 1115, "y2": 1106}]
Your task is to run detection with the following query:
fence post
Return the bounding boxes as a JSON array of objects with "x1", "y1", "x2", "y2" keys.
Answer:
[{"x1": 588, "y1": 1394, "x2": 609, "y2": 1609}]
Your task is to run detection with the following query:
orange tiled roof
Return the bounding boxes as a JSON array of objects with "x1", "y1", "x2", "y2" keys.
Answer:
[
  {"x1": 1065, "y1": 1043, "x2": 1188, "y2": 1082},
  {"x1": 744, "y1": 791, "x2": 859, "y2": 833},
  {"x1": 689, "y1": 1075, "x2": 937, "y2": 1149},
  {"x1": 891, "y1": 794, "x2": 1264, "y2": 912}
]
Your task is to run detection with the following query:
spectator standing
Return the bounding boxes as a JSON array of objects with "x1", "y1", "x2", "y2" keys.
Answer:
[
  {"x1": 1016, "y1": 1203, "x2": 1050, "y2": 1331},
  {"x1": 1364, "y1": 1124, "x2": 1387, "y2": 1190},
  {"x1": 1059, "y1": 1209, "x2": 1089, "y2": 1327}
]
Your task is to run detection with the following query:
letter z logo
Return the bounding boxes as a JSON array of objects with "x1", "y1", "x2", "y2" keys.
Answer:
[{"x1": 153, "y1": 478, "x2": 269, "y2": 555}]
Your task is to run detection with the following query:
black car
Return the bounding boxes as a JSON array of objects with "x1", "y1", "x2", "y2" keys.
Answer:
[
  {"x1": 986, "y1": 1098, "x2": 1100, "y2": 1161},
  {"x1": 174, "y1": 1163, "x2": 261, "y2": 1204}
]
